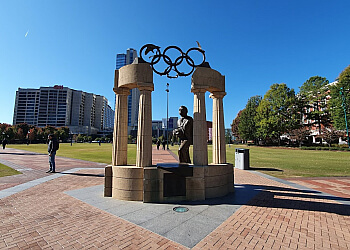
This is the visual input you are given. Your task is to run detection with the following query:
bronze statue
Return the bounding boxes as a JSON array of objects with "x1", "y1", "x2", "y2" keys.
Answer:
[{"x1": 173, "y1": 106, "x2": 193, "y2": 163}]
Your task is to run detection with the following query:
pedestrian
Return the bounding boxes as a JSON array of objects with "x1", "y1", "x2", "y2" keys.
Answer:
[
  {"x1": 2, "y1": 138, "x2": 7, "y2": 150},
  {"x1": 162, "y1": 140, "x2": 166, "y2": 150},
  {"x1": 46, "y1": 134, "x2": 59, "y2": 173},
  {"x1": 156, "y1": 139, "x2": 160, "y2": 150}
]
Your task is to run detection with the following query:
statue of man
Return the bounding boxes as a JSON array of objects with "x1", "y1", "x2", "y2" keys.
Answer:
[{"x1": 173, "y1": 106, "x2": 193, "y2": 163}]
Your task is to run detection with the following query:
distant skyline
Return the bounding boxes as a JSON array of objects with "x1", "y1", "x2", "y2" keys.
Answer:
[{"x1": 1, "y1": 0, "x2": 349, "y2": 128}]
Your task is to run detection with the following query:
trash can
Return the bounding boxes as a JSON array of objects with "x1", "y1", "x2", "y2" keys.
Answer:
[{"x1": 235, "y1": 148, "x2": 250, "y2": 170}]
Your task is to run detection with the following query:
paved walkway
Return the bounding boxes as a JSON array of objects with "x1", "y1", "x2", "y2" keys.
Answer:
[{"x1": 0, "y1": 147, "x2": 349, "y2": 249}]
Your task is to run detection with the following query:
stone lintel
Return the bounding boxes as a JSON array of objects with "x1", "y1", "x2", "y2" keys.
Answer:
[
  {"x1": 118, "y1": 63, "x2": 153, "y2": 89},
  {"x1": 192, "y1": 67, "x2": 225, "y2": 93}
]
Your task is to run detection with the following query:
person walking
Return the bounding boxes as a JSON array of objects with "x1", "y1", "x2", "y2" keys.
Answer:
[
  {"x1": 162, "y1": 140, "x2": 166, "y2": 150},
  {"x1": 2, "y1": 138, "x2": 8, "y2": 150},
  {"x1": 46, "y1": 134, "x2": 59, "y2": 173},
  {"x1": 156, "y1": 139, "x2": 160, "y2": 150}
]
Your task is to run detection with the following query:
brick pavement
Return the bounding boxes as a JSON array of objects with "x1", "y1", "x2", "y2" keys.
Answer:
[
  {"x1": 285, "y1": 177, "x2": 350, "y2": 199},
  {"x1": 1, "y1": 147, "x2": 350, "y2": 249}
]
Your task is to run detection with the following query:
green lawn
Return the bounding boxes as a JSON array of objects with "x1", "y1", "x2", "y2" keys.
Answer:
[
  {"x1": 0, "y1": 163, "x2": 21, "y2": 177},
  {"x1": 8, "y1": 143, "x2": 350, "y2": 179},
  {"x1": 8, "y1": 143, "x2": 136, "y2": 165}
]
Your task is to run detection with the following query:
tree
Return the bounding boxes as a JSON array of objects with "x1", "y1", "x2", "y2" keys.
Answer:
[
  {"x1": 256, "y1": 83, "x2": 299, "y2": 145},
  {"x1": 299, "y1": 76, "x2": 331, "y2": 135},
  {"x1": 329, "y1": 65, "x2": 350, "y2": 130},
  {"x1": 238, "y1": 95, "x2": 262, "y2": 143},
  {"x1": 289, "y1": 126, "x2": 311, "y2": 147},
  {"x1": 231, "y1": 110, "x2": 243, "y2": 140},
  {"x1": 317, "y1": 125, "x2": 343, "y2": 148}
]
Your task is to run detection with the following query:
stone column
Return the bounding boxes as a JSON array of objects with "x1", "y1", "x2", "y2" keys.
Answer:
[
  {"x1": 192, "y1": 87, "x2": 208, "y2": 166},
  {"x1": 112, "y1": 87, "x2": 130, "y2": 166},
  {"x1": 210, "y1": 91, "x2": 226, "y2": 164},
  {"x1": 136, "y1": 85, "x2": 153, "y2": 168}
]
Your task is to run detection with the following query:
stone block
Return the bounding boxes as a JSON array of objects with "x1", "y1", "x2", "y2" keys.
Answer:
[
  {"x1": 186, "y1": 189, "x2": 205, "y2": 201},
  {"x1": 205, "y1": 175, "x2": 227, "y2": 188},
  {"x1": 143, "y1": 191, "x2": 160, "y2": 203},
  {"x1": 112, "y1": 166, "x2": 143, "y2": 178},
  {"x1": 143, "y1": 167, "x2": 158, "y2": 180},
  {"x1": 205, "y1": 185, "x2": 228, "y2": 199},
  {"x1": 205, "y1": 164, "x2": 230, "y2": 176},
  {"x1": 186, "y1": 177, "x2": 205, "y2": 190},
  {"x1": 192, "y1": 166, "x2": 205, "y2": 178},
  {"x1": 105, "y1": 166, "x2": 113, "y2": 177},
  {"x1": 104, "y1": 175, "x2": 113, "y2": 188},
  {"x1": 112, "y1": 189, "x2": 143, "y2": 201},
  {"x1": 112, "y1": 177, "x2": 143, "y2": 191},
  {"x1": 143, "y1": 179, "x2": 160, "y2": 193},
  {"x1": 104, "y1": 187, "x2": 112, "y2": 197}
]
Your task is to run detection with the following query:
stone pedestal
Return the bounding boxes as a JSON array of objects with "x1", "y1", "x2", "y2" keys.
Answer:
[
  {"x1": 192, "y1": 88, "x2": 208, "y2": 166},
  {"x1": 210, "y1": 91, "x2": 226, "y2": 164}
]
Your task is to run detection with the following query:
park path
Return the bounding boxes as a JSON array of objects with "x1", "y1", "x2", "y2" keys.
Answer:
[{"x1": 0, "y1": 146, "x2": 350, "y2": 249}]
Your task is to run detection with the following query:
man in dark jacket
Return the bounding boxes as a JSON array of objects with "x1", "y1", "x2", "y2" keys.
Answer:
[{"x1": 47, "y1": 134, "x2": 58, "y2": 173}]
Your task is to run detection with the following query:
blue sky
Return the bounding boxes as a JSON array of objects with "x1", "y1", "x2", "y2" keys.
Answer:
[{"x1": 1, "y1": 0, "x2": 349, "y2": 128}]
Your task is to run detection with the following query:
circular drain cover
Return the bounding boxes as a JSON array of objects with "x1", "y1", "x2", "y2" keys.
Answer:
[{"x1": 173, "y1": 206, "x2": 189, "y2": 213}]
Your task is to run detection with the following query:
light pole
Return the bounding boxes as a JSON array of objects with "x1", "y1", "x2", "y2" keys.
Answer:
[
  {"x1": 166, "y1": 83, "x2": 169, "y2": 150},
  {"x1": 340, "y1": 87, "x2": 350, "y2": 148}
]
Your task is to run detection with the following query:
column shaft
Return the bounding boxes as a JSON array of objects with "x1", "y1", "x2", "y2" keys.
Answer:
[
  {"x1": 210, "y1": 92, "x2": 226, "y2": 164},
  {"x1": 112, "y1": 90, "x2": 129, "y2": 166},
  {"x1": 136, "y1": 89, "x2": 152, "y2": 167},
  {"x1": 192, "y1": 89, "x2": 208, "y2": 165}
]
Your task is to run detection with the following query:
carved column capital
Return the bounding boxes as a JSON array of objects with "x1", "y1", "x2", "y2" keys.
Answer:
[
  {"x1": 113, "y1": 87, "x2": 130, "y2": 95},
  {"x1": 209, "y1": 91, "x2": 226, "y2": 99},
  {"x1": 191, "y1": 86, "x2": 208, "y2": 94}
]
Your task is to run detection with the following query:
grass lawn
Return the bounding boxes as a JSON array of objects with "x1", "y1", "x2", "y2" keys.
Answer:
[
  {"x1": 0, "y1": 163, "x2": 21, "y2": 177},
  {"x1": 8, "y1": 143, "x2": 350, "y2": 178},
  {"x1": 8, "y1": 143, "x2": 136, "y2": 165}
]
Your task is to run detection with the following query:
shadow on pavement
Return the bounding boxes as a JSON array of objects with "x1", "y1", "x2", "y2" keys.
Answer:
[
  {"x1": 171, "y1": 184, "x2": 350, "y2": 216},
  {"x1": 59, "y1": 172, "x2": 104, "y2": 177},
  {"x1": 0, "y1": 152, "x2": 46, "y2": 156},
  {"x1": 248, "y1": 167, "x2": 283, "y2": 172}
]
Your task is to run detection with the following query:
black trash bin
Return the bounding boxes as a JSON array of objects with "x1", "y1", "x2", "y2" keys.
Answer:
[{"x1": 235, "y1": 148, "x2": 250, "y2": 170}]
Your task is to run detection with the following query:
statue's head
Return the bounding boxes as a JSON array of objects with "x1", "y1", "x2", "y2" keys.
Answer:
[{"x1": 179, "y1": 106, "x2": 188, "y2": 117}]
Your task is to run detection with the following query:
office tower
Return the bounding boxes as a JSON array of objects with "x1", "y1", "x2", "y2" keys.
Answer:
[
  {"x1": 116, "y1": 48, "x2": 139, "y2": 135},
  {"x1": 13, "y1": 85, "x2": 114, "y2": 135}
]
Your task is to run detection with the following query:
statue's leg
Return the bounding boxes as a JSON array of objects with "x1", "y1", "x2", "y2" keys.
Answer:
[{"x1": 182, "y1": 140, "x2": 191, "y2": 163}]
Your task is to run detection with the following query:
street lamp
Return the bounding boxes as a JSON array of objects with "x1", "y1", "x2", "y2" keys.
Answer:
[
  {"x1": 166, "y1": 83, "x2": 169, "y2": 150},
  {"x1": 340, "y1": 87, "x2": 350, "y2": 148}
]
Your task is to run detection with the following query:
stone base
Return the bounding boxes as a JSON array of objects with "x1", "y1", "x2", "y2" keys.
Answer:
[{"x1": 105, "y1": 163, "x2": 234, "y2": 203}]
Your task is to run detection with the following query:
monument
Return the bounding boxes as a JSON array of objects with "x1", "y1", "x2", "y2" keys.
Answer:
[
  {"x1": 104, "y1": 43, "x2": 234, "y2": 202},
  {"x1": 173, "y1": 106, "x2": 193, "y2": 163}
]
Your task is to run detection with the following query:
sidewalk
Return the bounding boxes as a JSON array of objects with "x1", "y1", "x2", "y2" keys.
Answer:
[{"x1": 0, "y1": 147, "x2": 349, "y2": 249}]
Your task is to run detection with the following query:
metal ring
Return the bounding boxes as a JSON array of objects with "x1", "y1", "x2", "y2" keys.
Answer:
[
  {"x1": 139, "y1": 44, "x2": 205, "y2": 78},
  {"x1": 163, "y1": 46, "x2": 184, "y2": 66},
  {"x1": 185, "y1": 47, "x2": 206, "y2": 67},
  {"x1": 174, "y1": 55, "x2": 195, "y2": 77},
  {"x1": 140, "y1": 44, "x2": 161, "y2": 65}
]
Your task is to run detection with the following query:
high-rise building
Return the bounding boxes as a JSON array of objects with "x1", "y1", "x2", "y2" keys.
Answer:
[
  {"x1": 13, "y1": 85, "x2": 114, "y2": 135},
  {"x1": 116, "y1": 48, "x2": 139, "y2": 134}
]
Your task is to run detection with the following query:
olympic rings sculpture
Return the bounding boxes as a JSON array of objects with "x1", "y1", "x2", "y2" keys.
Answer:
[{"x1": 139, "y1": 44, "x2": 206, "y2": 78}]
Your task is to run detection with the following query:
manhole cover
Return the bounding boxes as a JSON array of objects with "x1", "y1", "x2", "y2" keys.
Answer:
[{"x1": 173, "y1": 206, "x2": 189, "y2": 213}]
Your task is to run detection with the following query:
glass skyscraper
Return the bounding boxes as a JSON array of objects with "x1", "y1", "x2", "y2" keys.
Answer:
[{"x1": 115, "y1": 48, "x2": 139, "y2": 134}]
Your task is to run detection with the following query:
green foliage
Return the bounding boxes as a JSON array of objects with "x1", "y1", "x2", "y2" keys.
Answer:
[
  {"x1": 299, "y1": 76, "x2": 331, "y2": 134},
  {"x1": 256, "y1": 83, "x2": 299, "y2": 143},
  {"x1": 238, "y1": 96, "x2": 261, "y2": 142},
  {"x1": 329, "y1": 65, "x2": 350, "y2": 130}
]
